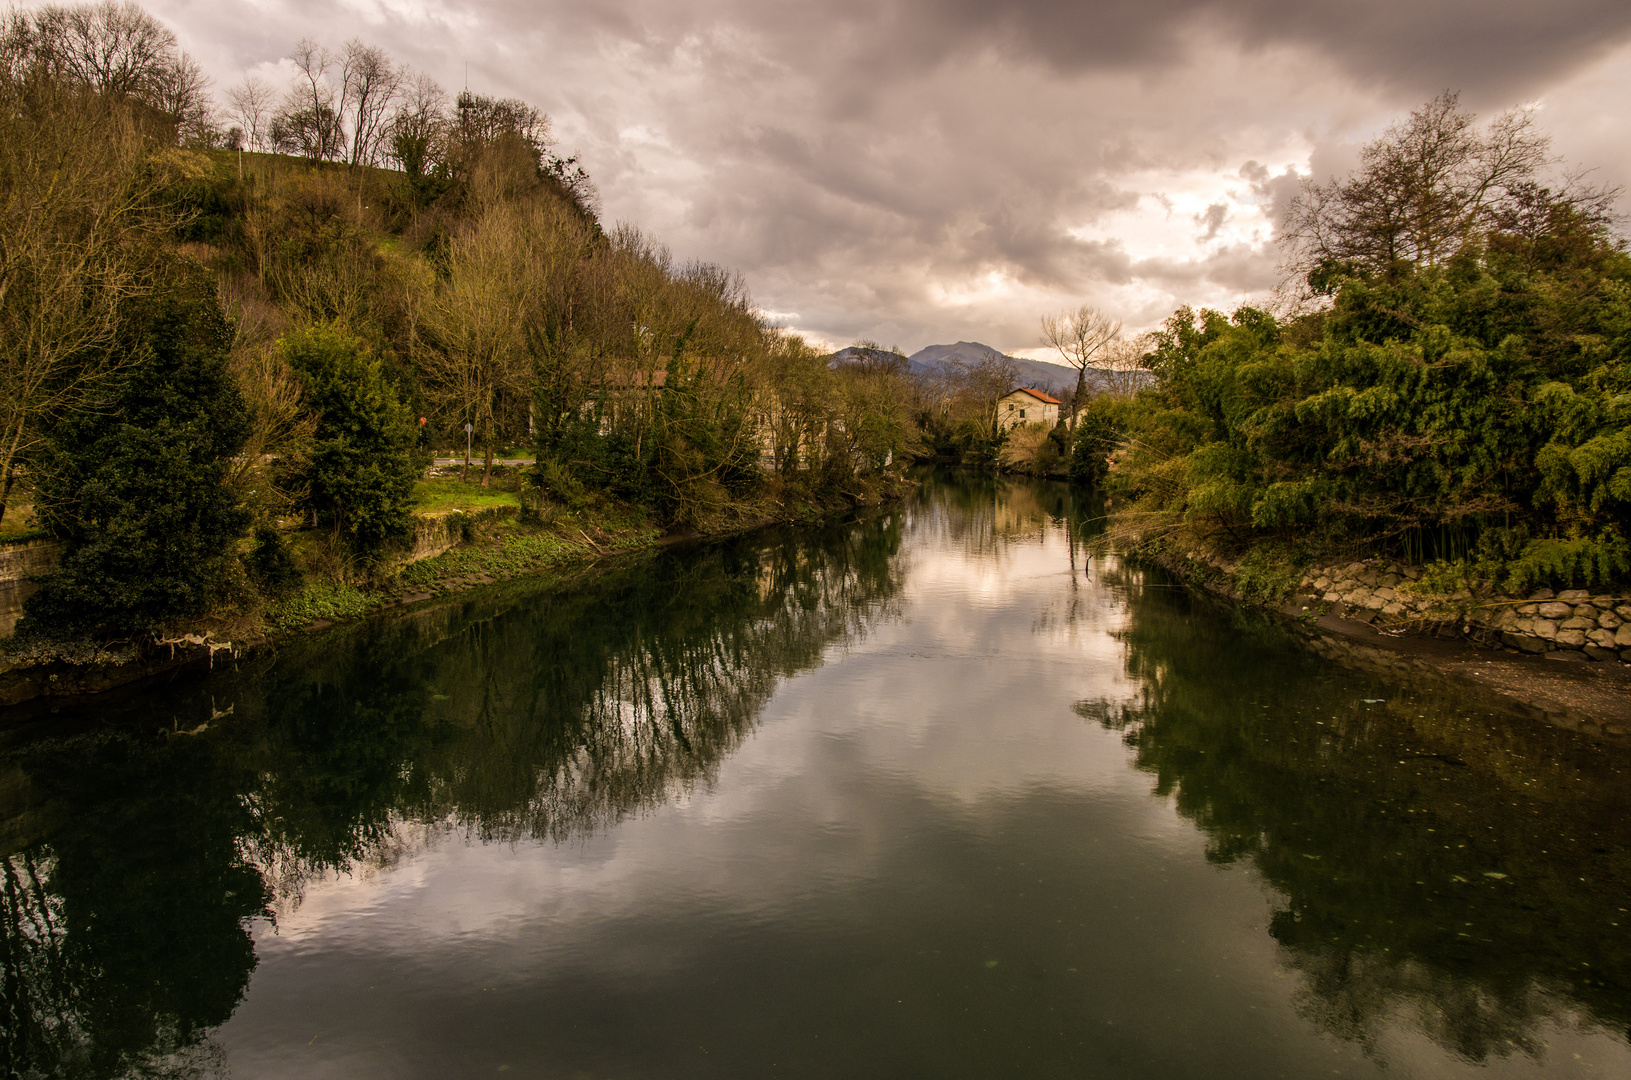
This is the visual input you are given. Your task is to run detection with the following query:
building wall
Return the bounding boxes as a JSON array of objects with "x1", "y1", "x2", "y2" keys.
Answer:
[{"x1": 997, "y1": 392, "x2": 1058, "y2": 431}]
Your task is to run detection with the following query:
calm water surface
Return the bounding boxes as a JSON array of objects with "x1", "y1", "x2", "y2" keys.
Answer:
[{"x1": 4, "y1": 471, "x2": 1631, "y2": 1078}]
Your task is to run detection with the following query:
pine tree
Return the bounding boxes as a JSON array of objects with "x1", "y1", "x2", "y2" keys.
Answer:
[{"x1": 19, "y1": 262, "x2": 250, "y2": 639}]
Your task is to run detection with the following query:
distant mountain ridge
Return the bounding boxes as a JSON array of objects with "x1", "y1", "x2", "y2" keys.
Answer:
[
  {"x1": 827, "y1": 339, "x2": 1129, "y2": 397},
  {"x1": 905, "y1": 341, "x2": 1078, "y2": 394}
]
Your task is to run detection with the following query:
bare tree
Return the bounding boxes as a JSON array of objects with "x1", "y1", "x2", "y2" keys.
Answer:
[
  {"x1": 388, "y1": 72, "x2": 447, "y2": 179},
  {"x1": 415, "y1": 205, "x2": 538, "y2": 484},
  {"x1": 936, "y1": 354, "x2": 1017, "y2": 439},
  {"x1": 453, "y1": 90, "x2": 549, "y2": 151},
  {"x1": 1282, "y1": 92, "x2": 1553, "y2": 278},
  {"x1": 7, "y1": 1, "x2": 211, "y2": 143},
  {"x1": 1040, "y1": 304, "x2": 1122, "y2": 416},
  {"x1": 226, "y1": 74, "x2": 275, "y2": 151},
  {"x1": 225, "y1": 344, "x2": 318, "y2": 518},
  {"x1": 1099, "y1": 333, "x2": 1153, "y2": 398},
  {"x1": 145, "y1": 48, "x2": 213, "y2": 144},
  {"x1": 340, "y1": 39, "x2": 401, "y2": 166},
  {"x1": 26, "y1": 0, "x2": 174, "y2": 98},
  {"x1": 274, "y1": 37, "x2": 344, "y2": 160},
  {"x1": 0, "y1": 70, "x2": 170, "y2": 524}
]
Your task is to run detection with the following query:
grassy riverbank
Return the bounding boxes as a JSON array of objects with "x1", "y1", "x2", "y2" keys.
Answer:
[{"x1": 0, "y1": 463, "x2": 913, "y2": 710}]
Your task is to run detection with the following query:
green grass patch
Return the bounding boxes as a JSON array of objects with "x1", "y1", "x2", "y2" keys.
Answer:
[
  {"x1": 0, "y1": 498, "x2": 43, "y2": 542},
  {"x1": 412, "y1": 476, "x2": 519, "y2": 514},
  {"x1": 395, "y1": 524, "x2": 659, "y2": 592},
  {"x1": 0, "y1": 525, "x2": 49, "y2": 545}
]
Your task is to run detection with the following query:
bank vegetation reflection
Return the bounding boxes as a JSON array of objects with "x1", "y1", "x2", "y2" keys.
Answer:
[
  {"x1": 1080, "y1": 570, "x2": 1631, "y2": 1066},
  {"x1": 0, "y1": 512, "x2": 906, "y2": 1078}
]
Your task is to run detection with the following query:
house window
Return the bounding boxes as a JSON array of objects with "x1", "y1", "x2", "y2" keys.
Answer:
[
  {"x1": 1007, "y1": 403, "x2": 1014, "y2": 411},
  {"x1": 1019, "y1": 409, "x2": 1026, "y2": 419}
]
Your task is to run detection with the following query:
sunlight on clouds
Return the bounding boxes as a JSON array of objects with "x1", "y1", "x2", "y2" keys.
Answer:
[
  {"x1": 1068, "y1": 159, "x2": 1307, "y2": 265},
  {"x1": 926, "y1": 268, "x2": 1033, "y2": 309}
]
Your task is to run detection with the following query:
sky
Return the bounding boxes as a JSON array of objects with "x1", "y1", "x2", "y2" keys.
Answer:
[{"x1": 114, "y1": 0, "x2": 1631, "y2": 356}]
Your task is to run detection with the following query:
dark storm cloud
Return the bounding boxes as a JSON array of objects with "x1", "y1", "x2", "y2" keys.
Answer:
[
  {"x1": 138, "y1": 0, "x2": 1631, "y2": 349},
  {"x1": 884, "y1": 0, "x2": 1631, "y2": 100},
  {"x1": 427, "y1": 0, "x2": 1631, "y2": 103}
]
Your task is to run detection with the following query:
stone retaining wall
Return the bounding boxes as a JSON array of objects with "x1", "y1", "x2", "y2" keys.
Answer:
[
  {"x1": 393, "y1": 505, "x2": 518, "y2": 569},
  {"x1": 1297, "y1": 558, "x2": 1630, "y2": 664},
  {"x1": 0, "y1": 540, "x2": 63, "y2": 639}
]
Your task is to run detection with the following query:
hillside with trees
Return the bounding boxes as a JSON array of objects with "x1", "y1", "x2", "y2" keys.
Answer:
[{"x1": 0, "y1": 2, "x2": 917, "y2": 652}]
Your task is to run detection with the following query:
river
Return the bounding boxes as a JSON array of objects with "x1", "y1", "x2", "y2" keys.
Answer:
[{"x1": 3, "y1": 470, "x2": 1630, "y2": 1078}]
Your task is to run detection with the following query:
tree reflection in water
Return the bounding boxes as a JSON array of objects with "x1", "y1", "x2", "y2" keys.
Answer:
[
  {"x1": 0, "y1": 511, "x2": 906, "y2": 1078},
  {"x1": 1078, "y1": 565, "x2": 1631, "y2": 1064}
]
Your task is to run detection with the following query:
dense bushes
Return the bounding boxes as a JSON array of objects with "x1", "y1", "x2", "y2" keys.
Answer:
[
  {"x1": 1085, "y1": 212, "x2": 1631, "y2": 589},
  {"x1": 1059, "y1": 93, "x2": 1631, "y2": 592}
]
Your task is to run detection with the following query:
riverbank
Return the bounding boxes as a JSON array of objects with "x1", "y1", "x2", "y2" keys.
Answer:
[
  {"x1": 1146, "y1": 543, "x2": 1631, "y2": 735},
  {"x1": 0, "y1": 475, "x2": 912, "y2": 713}
]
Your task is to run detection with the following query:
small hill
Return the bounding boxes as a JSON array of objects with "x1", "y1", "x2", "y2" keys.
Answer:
[{"x1": 907, "y1": 342, "x2": 1080, "y2": 395}]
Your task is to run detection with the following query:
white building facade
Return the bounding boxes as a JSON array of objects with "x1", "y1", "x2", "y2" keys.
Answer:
[{"x1": 997, "y1": 387, "x2": 1062, "y2": 431}]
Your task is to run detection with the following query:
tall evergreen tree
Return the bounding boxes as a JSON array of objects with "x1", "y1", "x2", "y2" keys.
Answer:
[{"x1": 19, "y1": 262, "x2": 250, "y2": 639}]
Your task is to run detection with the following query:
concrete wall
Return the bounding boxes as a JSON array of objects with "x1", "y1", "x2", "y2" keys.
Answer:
[{"x1": 0, "y1": 540, "x2": 62, "y2": 638}]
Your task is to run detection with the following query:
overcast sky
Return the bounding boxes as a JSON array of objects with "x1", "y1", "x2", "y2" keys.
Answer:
[{"x1": 125, "y1": 0, "x2": 1631, "y2": 356}]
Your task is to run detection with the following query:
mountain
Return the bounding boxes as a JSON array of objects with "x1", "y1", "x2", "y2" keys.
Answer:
[
  {"x1": 907, "y1": 341, "x2": 1080, "y2": 394},
  {"x1": 827, "y1": 339, "x2": 1135, "y2": 396}
]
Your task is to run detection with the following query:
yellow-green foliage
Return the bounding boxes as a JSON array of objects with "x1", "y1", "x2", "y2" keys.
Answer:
[{"x1": 265, "y1": 583, "x2": 381, "y2": 632}]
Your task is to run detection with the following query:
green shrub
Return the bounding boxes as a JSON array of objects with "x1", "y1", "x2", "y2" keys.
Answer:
[
  {"x1": 280, "y1": 325, "x2": 418, "y2": 558},
  {"x1": 1501, "y1": 533, "x2": 1631, "y2": 593},
  {"x1": 1068, "y1": 396, "x2": 1132, "y2": 485},
  {"x1": 1104, "y1": 206, "x2": 1631, "y2": 591},
  {"x1": 265, "y1": 582, "x2": 379, "y2": 632}
]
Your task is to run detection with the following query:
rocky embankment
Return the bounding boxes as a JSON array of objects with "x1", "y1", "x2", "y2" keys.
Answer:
[
  {"x1": 1298, "y1": 559, "x2": 1630, "y2": 664},
  {"x1": 1160, "y1": 548, "x2": 1631, "y2": 733}
]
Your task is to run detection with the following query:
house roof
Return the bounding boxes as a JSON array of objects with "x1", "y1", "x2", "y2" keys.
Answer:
[{"x1": 1006, "y1": 387, "x2": 1062, "y2": 405}]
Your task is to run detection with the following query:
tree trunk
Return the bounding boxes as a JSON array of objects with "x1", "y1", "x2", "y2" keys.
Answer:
[
  {"x1": 481, "y1": 407, "x2": 495, "y2": 488},
  {"x1": 0, "y1": 418, "x2": 26, "y2": 525}
]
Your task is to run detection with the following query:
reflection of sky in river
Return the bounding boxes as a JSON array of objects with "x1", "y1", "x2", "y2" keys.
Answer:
[{"x1": 219, "y1": 482, "x2": 1631, "y2": 1079}]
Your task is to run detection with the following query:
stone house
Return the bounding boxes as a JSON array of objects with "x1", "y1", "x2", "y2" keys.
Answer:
[{"x1": 997, "y1": 387, "x2": 1061, "y2": 431}]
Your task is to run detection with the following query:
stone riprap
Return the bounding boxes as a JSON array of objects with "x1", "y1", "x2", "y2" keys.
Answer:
[
  {"x1": 1161, "y1": 547, "x2": 1629, "y2": 665},
  {"x1": 1294, "y1": 559, "x2": 1630, "y2": 664}
]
